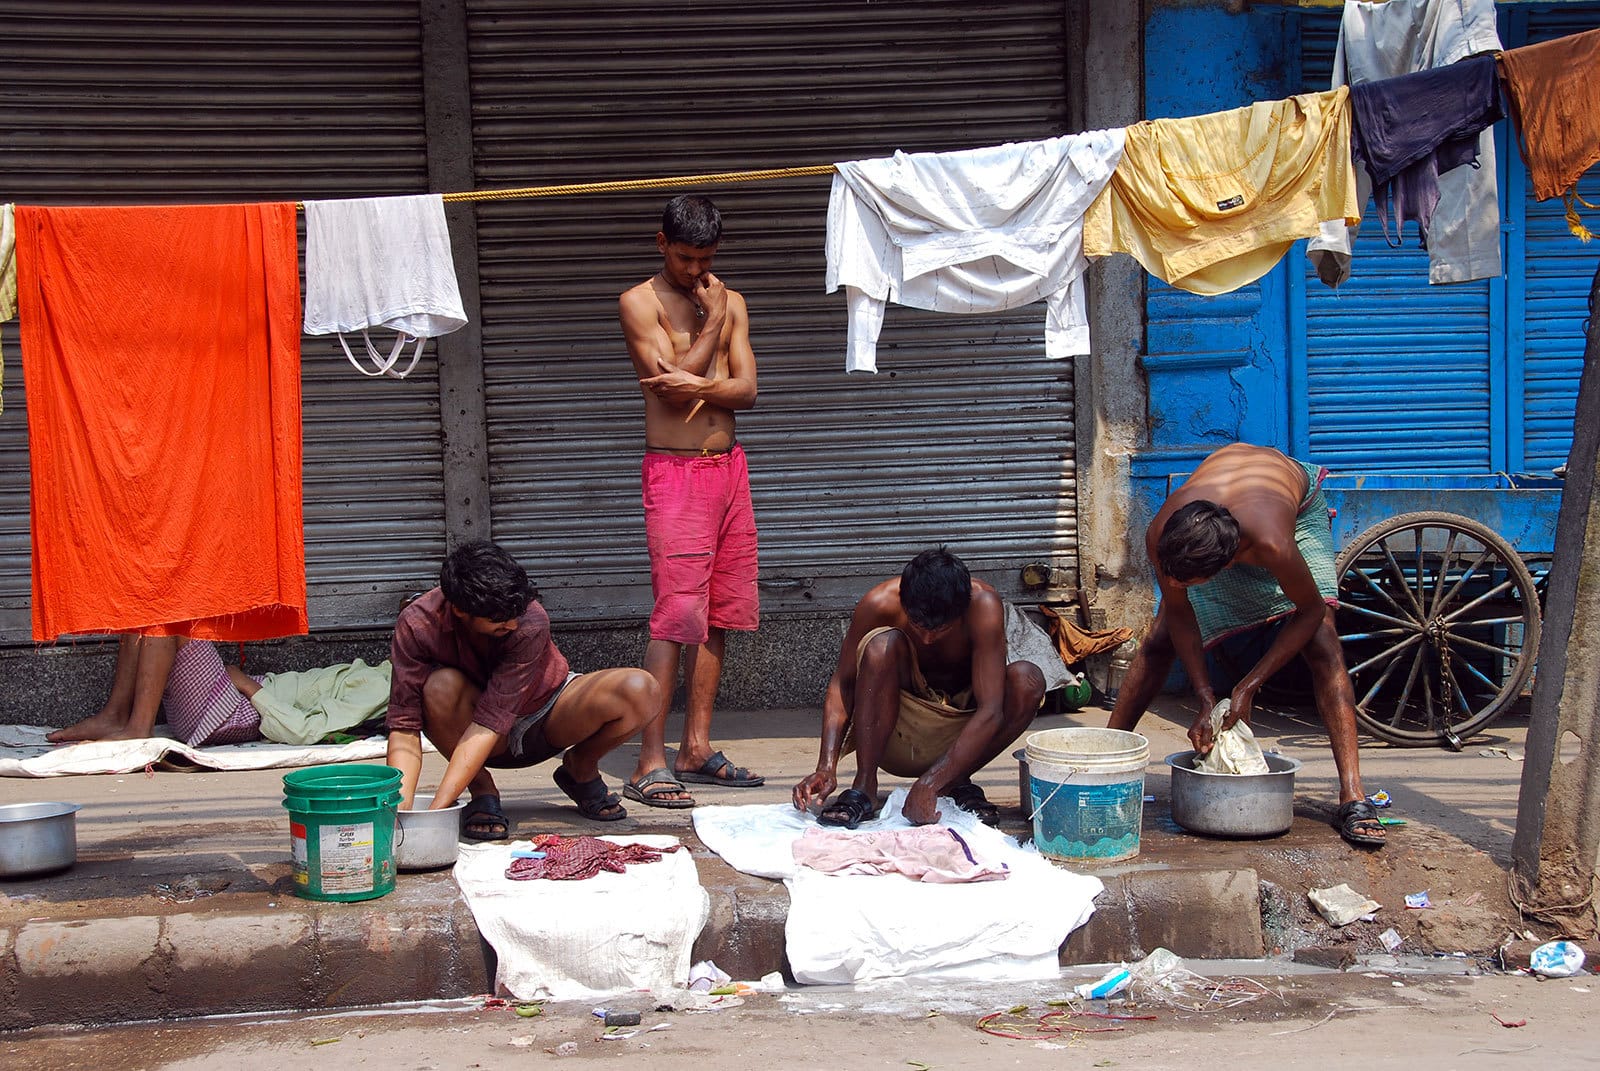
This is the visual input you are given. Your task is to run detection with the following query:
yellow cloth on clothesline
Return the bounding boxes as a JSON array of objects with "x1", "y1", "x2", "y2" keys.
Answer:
[{"x1": 1084, "y1": 87, "x2": 1360, "y2": 295}]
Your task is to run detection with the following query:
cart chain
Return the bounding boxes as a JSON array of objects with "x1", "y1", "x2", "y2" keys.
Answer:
[{"x1": 1431, "y1": 618, "x2": 1464, "y2": 752}]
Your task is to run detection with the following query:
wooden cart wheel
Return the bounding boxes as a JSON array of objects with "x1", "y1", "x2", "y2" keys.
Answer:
[{"x1": 1334, "y1": 510, "x2": 1541, "y2": 749}]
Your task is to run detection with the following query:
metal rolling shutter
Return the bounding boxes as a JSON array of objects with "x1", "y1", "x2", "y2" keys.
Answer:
[
  {"x1": 1518, "y1": 7, "x2": 1600, "y2": 473},
  {"x1": 468, "y1": 0, "x2": 1077, "y2": 623},
  {"x1": 1298, "y1": 11, "x2": 1495, "y2": 473},
  {"x1": 0, "y1": 1, "x2": 442, "y2": 641},
  {"x1": 1302, "y1": 242, "x2": 1496, "y2": 471}
]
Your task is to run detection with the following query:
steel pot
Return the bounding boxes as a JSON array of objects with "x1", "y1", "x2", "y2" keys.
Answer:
[
  {"x1": 395, "y1": 796, "x2": 466, "y2": 871},
  {"x1": 1165, "y1": 751, "x2": 1301, "y2": 837},
  {"x1": 0, "y1": 801, "x2": 81, "y2": 877}
]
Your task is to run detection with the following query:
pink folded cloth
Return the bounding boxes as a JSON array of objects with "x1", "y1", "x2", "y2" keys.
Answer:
[{"x1": 792, "y1": 825, "x2": 1008, "y2": 884}]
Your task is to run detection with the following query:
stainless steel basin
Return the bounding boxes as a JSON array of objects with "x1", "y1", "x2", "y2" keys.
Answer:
[
  {"x1": 1165, "y1": 751, "x2": 1300, "y2": 837},
  {"x1": 0, "y1": 801, "x2": 81, "y2": 877}
]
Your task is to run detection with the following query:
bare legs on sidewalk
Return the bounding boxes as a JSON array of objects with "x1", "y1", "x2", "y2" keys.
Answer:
[{"x1": 47, "y1": 634, "x2": 184, "y2": 742}]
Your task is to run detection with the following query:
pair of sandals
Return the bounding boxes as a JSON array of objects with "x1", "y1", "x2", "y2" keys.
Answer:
[
  {"x1": 817, "y1": 781, "x2": 1002, "y2": 830},
  {"x1": 622, "y1": 751, "x2": 765, "y2": 809},
  {"x1": 459, "y1": 766, "x2": 631, "y2": 840}
]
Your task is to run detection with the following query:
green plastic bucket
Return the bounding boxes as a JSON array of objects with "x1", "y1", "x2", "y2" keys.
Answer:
[
  {"x1": 1025, "y1": 728, "x2": 1149, "y2": 863},
  {"x1": 281, "y1": 764, "x2": 402, "y2": 902}
]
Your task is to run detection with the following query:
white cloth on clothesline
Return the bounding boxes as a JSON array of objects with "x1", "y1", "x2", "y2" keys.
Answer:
[
  {"x1": 453, "y1": 835, "x2": 708, "y2": 1001},
  {"x1": 303, "y1": 194, "x2": 467, "y2": 378},
  {"x1": 693, "y1": 788, "x2": 1101, "y2": 985},
  {"x1": 1307, "y1": 0, "x2": 1503, "y2": 286},
  {"x1": 826, "y1": 130, "x2": 1126, "y2": 373}
]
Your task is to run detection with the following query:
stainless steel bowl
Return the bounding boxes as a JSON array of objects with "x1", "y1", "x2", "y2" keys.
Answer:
[
  {"x1": 0, "y1": 801, "x2": 81, "y2": 877},
  {"x1": 1165, "y1": 751, "x2": 1301, "y2": 837},
  {"x1": 395, "y1": 796, "x2": 466, "y2": 871}
]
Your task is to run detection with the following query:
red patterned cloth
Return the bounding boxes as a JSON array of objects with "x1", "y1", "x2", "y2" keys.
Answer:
[{"x1": 504, "y1": 834, "x2": 680, "y2": 882}]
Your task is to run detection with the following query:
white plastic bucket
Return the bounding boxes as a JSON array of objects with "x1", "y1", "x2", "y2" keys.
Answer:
[{"x1": 1025, "y1": 727, "x2": 1149, "y2": 863}]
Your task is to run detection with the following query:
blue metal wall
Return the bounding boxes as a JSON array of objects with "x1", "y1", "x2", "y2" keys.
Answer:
[
  {"x1": 1136, "y1": 2, "x2": 1591, "y2": 544},
  {"x1": 1132, "y1": 2, "x2": 1295, "y2": 511}
]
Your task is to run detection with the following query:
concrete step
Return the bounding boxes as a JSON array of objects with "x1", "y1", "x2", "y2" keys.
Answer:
[{"x1": 2, "y1": 848, "x2": 1265, "y2": 1030}]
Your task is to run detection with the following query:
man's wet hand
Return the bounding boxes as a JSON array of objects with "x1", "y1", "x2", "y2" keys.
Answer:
[
  {"x1": 1188, "y1": 711, "x2": 1215, "y2": 756},
  {"x1": 642, "y1": 360, "x2": 704, "y2": 405},
  {"x1": 1224, "y1": 686, "x2": 1254, "y2": 732},
  {"x1": 903, "y1": 782, "x2": 942, "y2": 826},
  {"x1": 793, "y1": 770, "x2": 836, "y2": 812}
]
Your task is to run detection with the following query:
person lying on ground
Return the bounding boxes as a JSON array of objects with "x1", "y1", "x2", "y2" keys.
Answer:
[
  {"x1": 46, "y1": 636, "x2": 389, "y2": 747},
  {"x1": 791, "y1": 546, "x2": 1046, "y2": 829},
  {"x1": 1105, "y1": 442, "x2": 1384, "y2": 849},
  {"x1": 384, "y1": 540, "x2": 659, "y2": 839}
]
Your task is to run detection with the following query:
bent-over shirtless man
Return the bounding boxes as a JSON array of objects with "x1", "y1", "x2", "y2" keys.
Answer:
[
  {"x1": 793, "y1": 547, "x2": 1045, "y2": 828},
  {"x1": 617, "y1": 194, "x2": 763, "y2": 809},
  {"x1": 385, "y1": 541, "x2": 659, "y2": 837},
  {"x1": 1107, "y1": 443, "x2": 1384, "y2": 848}
]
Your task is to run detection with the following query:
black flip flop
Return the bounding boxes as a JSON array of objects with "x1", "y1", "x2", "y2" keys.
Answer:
[
  {"x1": 460, "y1": 795, "x2": 510, "y2": 842},
  {"x1": 947, "y1": 780, "x2": 1001, "y2": 825},
  {"x1": 676, "y1": 749, "x2": 765, "y2": 787},
  {"x1": 623, "y1": 767, "x2": 696, "y2": 810},
  {"x1": 817, "y1": 788, "x2": 878, "y2": 829},
  {"x1": 1335, "y1": 799, "x2": 1387, "y2": 848},
  {"x1": 554, "y1": 765, "x2": 628, "y2": 822}
]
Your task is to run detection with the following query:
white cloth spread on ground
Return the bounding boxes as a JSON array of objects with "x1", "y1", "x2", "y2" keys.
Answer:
[
  {"x1": 302, "y1": 194, "x2": 467, "y2": 378},
  {"x1": 826, "y1": 130, "x2": 1126, "y2": 373},
  {"x1": 693, "y1": 788, "x2": 1101, "y2": 984},
  {"x1": 1307, "y1": 0, "x2": 1502, "y2": 285},
  {"x1": 0, "y1": 724, "x2": 424, "y2": 777},
  {"x1": 453, "y1": 835, "x2": 708, "y2": 1001}
]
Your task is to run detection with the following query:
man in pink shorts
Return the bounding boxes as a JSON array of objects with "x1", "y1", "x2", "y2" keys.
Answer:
[{"x1": 618, "y1": 194, "x2": 763, "y2": 808}]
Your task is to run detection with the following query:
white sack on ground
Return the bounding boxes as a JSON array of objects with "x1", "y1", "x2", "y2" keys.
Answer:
[
  {"x1": 0, "y1": 724, "x2": 423, "y2": 777},
  {"x1": 453, "y1": 835, "x2": 708, "y2": 1002},
  {"x1": 693, "y1": 788, "x2": 1101, "y2": 985}
]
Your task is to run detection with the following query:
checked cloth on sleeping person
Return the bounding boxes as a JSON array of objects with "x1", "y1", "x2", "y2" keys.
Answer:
[{"x1": 1186, "y1": 458, "x2": 1340, "y2": 649}]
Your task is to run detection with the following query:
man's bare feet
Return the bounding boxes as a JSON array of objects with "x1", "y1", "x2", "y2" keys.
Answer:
[
  {"x1": 97, "y1": 725, "x2": 158, "y2": 743},
  {"x1": 45, "y1": 708, "x2": 131, "y2": 743}
]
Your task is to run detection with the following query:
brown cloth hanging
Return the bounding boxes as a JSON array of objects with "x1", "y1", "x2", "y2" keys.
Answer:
[
  {"x1": 1498, "y1": 28, "x2": 1600, "y2": 237},
  {"x1": 1037, "y1": 604, "x2": 1132, "y2": 665}
]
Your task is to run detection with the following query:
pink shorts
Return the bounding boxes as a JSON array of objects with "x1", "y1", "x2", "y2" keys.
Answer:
[{"x1": 642, "y1": 444, "x2": 760, "y2": 644}]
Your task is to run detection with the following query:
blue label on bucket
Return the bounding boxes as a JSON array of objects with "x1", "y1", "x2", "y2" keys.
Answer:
[{"x1": 1030, "y1": 776, "x2": 1143, "y2": 860}]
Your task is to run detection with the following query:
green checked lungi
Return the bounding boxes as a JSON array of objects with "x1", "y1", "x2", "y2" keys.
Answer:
[{"x1": 1186, "y1": 459, "x2": 1340, "y2": 649}]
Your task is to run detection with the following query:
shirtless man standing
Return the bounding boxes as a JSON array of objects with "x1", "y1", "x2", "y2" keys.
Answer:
[
  {"x1": 1107, "y1": 443, "x2": 1384, "y2": 848},
  {"x1": 617, "y1": 194, "x2": 763, "y2": 809},
  {"x1": 792, "y1": 547, "x2": 1045, "y2": 828}
]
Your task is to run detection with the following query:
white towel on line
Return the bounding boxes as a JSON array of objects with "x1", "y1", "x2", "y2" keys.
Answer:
[
  {"x1": 826, "y1": 130, "x2": 1126, "y2": 373},
  {"x1": 303, "y1": 193, "x2": 467, "y2": 378},
  {"x1": 452, "y1": 835, "x2": 709, "y2": 1001},
  {"x1": 693, "y1": 788, "x2": 1102, "y2": 985}
]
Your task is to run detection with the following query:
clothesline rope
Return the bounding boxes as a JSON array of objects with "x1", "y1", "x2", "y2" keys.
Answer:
[
  {"x1": 442, "y1": 163, "x2": 836, "y2": 202},
  {"x1": 290, "y1": 163, "x2": 840, "y2": 209}
]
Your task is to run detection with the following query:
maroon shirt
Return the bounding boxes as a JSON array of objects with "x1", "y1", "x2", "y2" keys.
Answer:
[{"x1": 387, "y1": 588, "x2": 571, "y2": 736}]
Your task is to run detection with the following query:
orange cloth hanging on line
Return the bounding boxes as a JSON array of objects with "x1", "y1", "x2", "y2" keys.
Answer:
[
  {"x1": 16, "y1": 202, "x2": 307, "y2": 642},
  {"x1": 1498, "y1": 28, "x2": 1600, "y2": 237}
]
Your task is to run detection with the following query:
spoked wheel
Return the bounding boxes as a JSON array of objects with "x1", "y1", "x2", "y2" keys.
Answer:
[{"x1": 1335, "y1": 511, "x2": 1541, "y2": 749}]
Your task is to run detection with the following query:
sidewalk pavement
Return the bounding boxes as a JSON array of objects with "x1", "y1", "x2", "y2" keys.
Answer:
[{"x1": 0, "y1": 697, "x2": 1541, "y2": 1029}]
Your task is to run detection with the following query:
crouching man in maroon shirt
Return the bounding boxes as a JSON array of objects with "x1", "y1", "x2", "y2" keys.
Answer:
[{"x1": 385, "y1": 541, "x2": 660, "y2": 838}]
